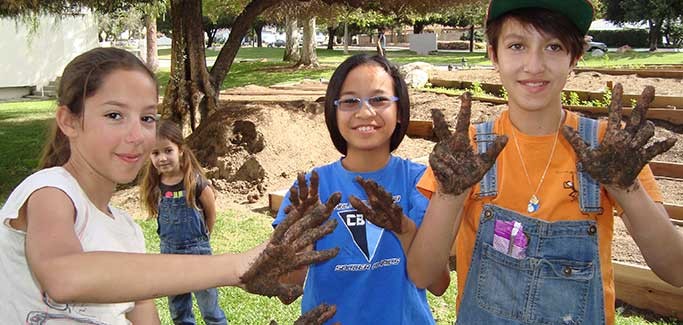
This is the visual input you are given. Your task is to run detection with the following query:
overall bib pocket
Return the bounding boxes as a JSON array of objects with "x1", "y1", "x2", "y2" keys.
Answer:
[{"x1": 476, "y1": 242, "x2": 595, "y2": 324}]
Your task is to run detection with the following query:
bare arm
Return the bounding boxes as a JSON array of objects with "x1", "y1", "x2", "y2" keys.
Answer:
[
  {"x1": 562, "y1": 84, "x2": 680, "y2": 287},
  {"x1": 426, "y1": 264, "x2": 451, "y2": 296},
  {"x1": 607, "y1": 184, "x2": 683, "y2": 287},
  {"x1": 126, "y1": 299, "x2": 160, "y2": 324},
  {"x1": 407, "y1": 93, "x2": 507, "y2": 289},
  {"x1": 26, "y1": 184, "x2": 338, "y2": 304},
  {"x1": 407, "y1": 191, "x2": 466, "y2": 289},
  {"x1": 25, "y1": 188, "x2": 255, "y2": 303},
  {"x1": 199, "y1": 186, "x2": 217, "y2": 235}
]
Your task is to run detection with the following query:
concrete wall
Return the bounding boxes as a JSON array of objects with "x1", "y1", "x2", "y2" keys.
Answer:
[
  {"x1": 0, "y1": 13, "x2": 98, "y2": 96},
  {"x1": 409, "y1": 33, "x2": 437, "y2": 55}
]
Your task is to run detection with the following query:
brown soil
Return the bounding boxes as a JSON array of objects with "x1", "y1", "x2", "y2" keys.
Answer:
[{"x1": 112, "y1": 76, "x2": 683, "y2": 269}]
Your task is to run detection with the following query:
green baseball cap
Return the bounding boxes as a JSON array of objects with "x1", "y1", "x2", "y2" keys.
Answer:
[{"x1": 486, "y1": 0, "x2": 595, "y2": 35}]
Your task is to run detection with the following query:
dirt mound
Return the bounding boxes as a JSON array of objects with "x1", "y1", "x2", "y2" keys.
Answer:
[{"x1": 186, "y1": 101, "x2": 340, "y2": 204}]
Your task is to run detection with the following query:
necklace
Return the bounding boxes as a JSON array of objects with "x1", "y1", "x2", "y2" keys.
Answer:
[{"x1": 510, "y1": 111, "x2": 564, "y2": 213}]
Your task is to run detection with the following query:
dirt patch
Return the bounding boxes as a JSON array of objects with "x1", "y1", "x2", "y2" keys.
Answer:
[{"x1": 113, "y1": 78, "x2": 683, "y2": 268}]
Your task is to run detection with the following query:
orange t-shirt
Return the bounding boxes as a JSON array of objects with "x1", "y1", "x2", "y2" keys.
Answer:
[{"x1": 417, "y1": 110, "x2": 662, "y2": 325}]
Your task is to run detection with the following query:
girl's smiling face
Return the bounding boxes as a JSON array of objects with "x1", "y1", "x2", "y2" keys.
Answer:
[
  {"x1": 491, "y1": 18, "x2": 575, "y2": 114},
  {"x1": 66, "y1": 69, "x2": 158, "y2": 185},
  {"x1": 150, "y1": 138, "x2": 182, "y2": 176},
  {"x1": 335, "y1": 63, "x2": 398, "y2": 156}
]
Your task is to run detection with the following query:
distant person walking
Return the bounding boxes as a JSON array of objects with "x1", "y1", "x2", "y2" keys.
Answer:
[{"x1": 376, "y1": 29, "x2": 387, "y2": 57}]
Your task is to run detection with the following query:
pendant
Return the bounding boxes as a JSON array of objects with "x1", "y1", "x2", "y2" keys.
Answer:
[{"x1": 527, "y1": 195, "x2": 540, "y2": 213}]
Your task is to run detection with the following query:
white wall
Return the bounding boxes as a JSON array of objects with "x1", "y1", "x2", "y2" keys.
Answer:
[
  {"x1": 0, "y1": 13, "x2": 98, "y2": 91},
  {"x1": 409, "y1": 33, "x2": 437, "y2": 55}
]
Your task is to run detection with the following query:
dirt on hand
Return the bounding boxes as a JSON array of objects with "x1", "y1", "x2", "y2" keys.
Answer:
[
  {"x1": 349, "y1": 176, "x2": 404, "y2": 234},
  {"x1": 240, "y1": 171, "x2": 340, "y2": 304},
  {"x1": 562, "y1": 84, "x2": 677, "y2": 189},
  {"x1": 293, "y1": 303, "x2": 338, "y2": 325},
  {"x1": 429, "y1": 92, "x2": 508, "y2": 195}
]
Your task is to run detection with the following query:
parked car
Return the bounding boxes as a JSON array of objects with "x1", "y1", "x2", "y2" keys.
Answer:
[
  {"x1": 586, "y1": 40, "x2": 608, "y2": 53},
  {"x1": 268, "y1": 39, "x2": 286, "y2": 47}
]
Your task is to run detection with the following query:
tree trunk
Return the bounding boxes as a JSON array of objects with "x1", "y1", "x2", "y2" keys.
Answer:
[
  {"x1": 414, "y1": 22, "x2": 425, "y2": 34},
  {"x1": 648, "y1": 19, "x2": 661, "y2": 52},
  {"x1": 327, "y1": 26, "x2": 336, "y2": 50},
  {"x1": 160, "y1": 0, "x2": 216, "y2": 134},
  {"x1": 343, "y1": 21, "x2": 349, "y2": 54},
  {"x1": 283, "y1": 16, "x2": 300, "y2": 62},
  {"x1": 469, "y1": 24, "x2": 474, "y2": 53},
  {"x1": 145, "y1": 14, "x2": 158, "y2": 72},
  {"x1": 255, "y1": 25, "x2": 264, "y2": 47},
  {"x1": 206, "y1": 29, "x2": 217, "y2": 48},
  {"x1": 297, "y1": 16, "x2": 319, "y2": 67},
  {"x1": 210, "y1": 0, "x2": 280, "y2": 89}
]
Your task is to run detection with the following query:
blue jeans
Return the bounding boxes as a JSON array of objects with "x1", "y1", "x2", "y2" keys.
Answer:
[
  {"x1": 457, "y1": 204, "x2": 605, "y2": 324},
  {"x1": 158, "y1": 194, "x2": 227, "y2": 325},
  {"x1": 160, "y1": 241, "x2": 228, "y2": 325}
]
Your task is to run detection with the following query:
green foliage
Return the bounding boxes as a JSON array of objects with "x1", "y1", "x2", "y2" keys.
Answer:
[
  {"x1": 467, "y1": 81, "x2": 485, "y2": 97},
  {"x1": 588, "y1": 29, "x2": 651, "y2": 48},
  {"x1": 0, "y1": 0, "x2": 155, "y2": 17},
  {"x1": 500, "y1": 86, "x2": 508, "y2": 100}
]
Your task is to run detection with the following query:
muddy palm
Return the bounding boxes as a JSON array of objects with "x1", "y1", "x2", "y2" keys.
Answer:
[
  {"x1": 349, "y1": 176, "x2": 404, "y2": 233},
  {"x1": 241, "y1": 171, "x2": 340, "y2": 304},
  {"x1": 429, "y1": 92, "x2": 508, "y2": 195},
  {"x1": 562, "y1": 84, "x2": 677, "y2": 189}
]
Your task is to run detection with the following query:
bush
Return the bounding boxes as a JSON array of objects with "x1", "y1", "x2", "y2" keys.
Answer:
[
  {"x1": 437, "y1": 41, "x2": 485, "y2": 50},
  {"x1": 588, "y1": 29, "x2": 652, "y2": 48}
]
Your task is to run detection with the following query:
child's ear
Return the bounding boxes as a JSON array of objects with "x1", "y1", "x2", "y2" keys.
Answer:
[
  {"x1": 55, "y1": 105, "x2": 80, "y2": 138},
  {"x1": 487, "y1": 45, "x2": 498, "y2": 70}
]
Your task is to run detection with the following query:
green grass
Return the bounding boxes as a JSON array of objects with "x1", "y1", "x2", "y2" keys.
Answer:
[
  {"x1": 0, "y1": 100, "x2": 55, "y2": 203},
  {"x1": 159, "y1": 46, "x2": 683, "y2": 68}
]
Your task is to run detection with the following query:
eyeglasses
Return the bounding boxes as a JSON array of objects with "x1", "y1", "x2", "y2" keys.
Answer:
[{"x1": 333, "y1": 95, "x2": 399, "y2": 112}]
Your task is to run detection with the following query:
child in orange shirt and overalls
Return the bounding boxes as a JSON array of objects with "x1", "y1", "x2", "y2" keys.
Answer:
[{"x1": 410, "y1": 1, "x2": 683, "y2": 324}]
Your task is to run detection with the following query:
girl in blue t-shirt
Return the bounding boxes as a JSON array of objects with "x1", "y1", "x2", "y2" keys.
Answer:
[
  {"x1": 273, "y1": 54, "x2": 450, "y2": 324},
  {"x1": 140, "y1": 120, "x2": 227, "y2": 324}
]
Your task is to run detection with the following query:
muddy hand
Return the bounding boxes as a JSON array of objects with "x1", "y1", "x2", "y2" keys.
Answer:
[
  {"x1": 429, "y1": 92, "x2": 508, "y2": 195},
  {"x1": 348, "y1": 176, "x2": 404, "y2": 233},
  {"x1": 294, "y1": 304, "x2": 339, "y2": 325},
  {"x1": 241, "y1": 171, "x2": 341, "y2": 304},
  {"x1": 562, "y1": 84, "x2": 677, "y2": 189}
]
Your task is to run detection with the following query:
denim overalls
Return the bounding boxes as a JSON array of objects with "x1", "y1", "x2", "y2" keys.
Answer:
[
  {"x1": 158, "y1": 182, "x2": 227, "y2": 325},
  {"x1": 456, "y1": 117, "x2": 605, "y2": 324}
]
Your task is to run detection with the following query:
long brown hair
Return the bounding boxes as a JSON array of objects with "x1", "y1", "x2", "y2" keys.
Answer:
[
  {"x1": 140, "y1": 120, "x2": 207, "y2": 218},
  {"x1": 39, "y1": 47, "x2": 158, "y2": 168}
]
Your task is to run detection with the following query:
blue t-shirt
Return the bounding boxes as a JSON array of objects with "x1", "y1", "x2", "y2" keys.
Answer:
[{"x1": 273, "y1": 156, "x2": 434, "y2": 324}]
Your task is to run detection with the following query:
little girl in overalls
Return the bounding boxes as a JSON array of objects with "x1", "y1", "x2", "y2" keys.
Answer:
[
  {"x1": 414, "y1": 1, "x2": 683, "y2": 324},
  {"x1": 141, "y1": 120, "x2": 227, "y2": 325}
]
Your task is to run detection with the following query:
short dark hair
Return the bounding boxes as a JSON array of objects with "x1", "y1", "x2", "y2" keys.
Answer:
[
  {"x1": 486, "y1": 8, "x2": 586, "y2": 65},
  {"x1": 324, "y1": 54, "x2": 410, "y2": 155}
]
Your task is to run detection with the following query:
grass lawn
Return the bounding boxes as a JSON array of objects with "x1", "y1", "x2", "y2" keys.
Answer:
[
  {"x1": 158, "y1": 46, "x2": 683, "y2": 68},
  {"x1": 0, "y1": 100, "x2": 54, "y2": 203}
]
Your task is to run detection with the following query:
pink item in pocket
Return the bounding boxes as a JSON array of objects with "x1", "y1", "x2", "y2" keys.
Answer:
[{"x1": 493, "y1": 220, "x2": 528, "y2": 259}]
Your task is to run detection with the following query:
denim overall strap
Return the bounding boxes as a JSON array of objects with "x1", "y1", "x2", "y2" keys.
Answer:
[
  {"x1": 475, "y1": 121, "x2": 498, "y2": 198},
  {"x1": 457, "y1": 204, "x2": 605, "y2": 324},
  {"x1": 577, "y1": 116, "x2": 603, "y2": 214}
]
